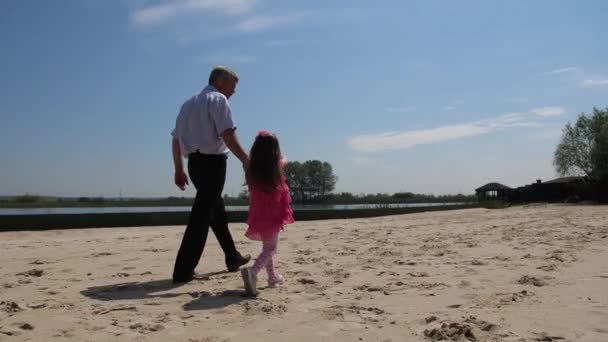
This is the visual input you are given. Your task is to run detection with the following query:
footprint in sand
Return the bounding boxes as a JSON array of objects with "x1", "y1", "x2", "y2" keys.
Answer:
[
  {"x1": 1, "y1": 301, "x2": 24, "y2": 313},
  {"x1": 467, "y1": 260, "x2": 488, "y2": 266},
  {"x1": 112, "y1": 272, "x2": 130, "y2": 278},
  {"x1": 322, "y1": 305, "x2": 390, "y2": 324},
  {"x1": 531, "y1": 332, "x2": 566, "y2": 341},
  {"x1": 480, "y1": 290, "x2": 534, "y2": 307},
  {"x1": 537, "y1": 264, "x2": 557, "y2": 272},
  {"x1": 242, "y1": 301, "x2": 287, "y2": 316},
  {"x1": 518, "y1": 275, "x2": 551, "y2": 287},
  {"x1": 27, "y1": 302, "x2": 47, "y2": 309},
  {"x1": 297, "y1": 278, "x2": 317, "y2": 285},
  {"x1": 14, "y1": 323, "x2": 34, "y2": 331},
  {"x1": 411, "y1": 282, "x2": 450, "y2": 291},
  {"x1": 395, "y1": 259, "x2": 417, "y2": 266},
  {"x1": 423, "y1": 316, "x2": 498, "y2": 341},
  {"x1": 0, "y1": 329, "x2": 21, "y2": 337},
  {"x1": 29, "y1": 260, "x2": 52, "y2": 265},
  {"x1": 408, "y1": 272, "x2": 429, "y2": 278},
  {"x1": 141, "y1": 248, "x2": 169, "y2": 252},
  {"x1": 293, "y1": 256, "x2": 324, "y2": 265},
  {"x1": 297, "y1": 278, "x2": 326, "y2": 293},
  {"x1": 129, "y1": 322, "x2": 165, "y2": 334},
  {"x1": 153, "y1": 313, "x2": 171, "y2": 324},
  {"x1": 324, "y1": 269, "x2": 351, "y2": 283},
  {"x1": 353, "y1": 285, "x2": 385, "y2": 292},
  {"x1": 90, "y1": 252, "x2": 113, "y2": 257},
  {"x1": 16, "y1": 269, "x2": 44, "y2": 277}
]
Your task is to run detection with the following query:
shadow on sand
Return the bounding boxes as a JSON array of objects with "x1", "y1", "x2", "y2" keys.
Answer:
[{"x1": 80, "y1": 270, "x2": 254, "y2": 311}]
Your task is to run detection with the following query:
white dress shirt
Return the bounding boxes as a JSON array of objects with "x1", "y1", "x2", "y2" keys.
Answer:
[{"x1": 171, "y1": 85, "x2": 236, "y2": 157}]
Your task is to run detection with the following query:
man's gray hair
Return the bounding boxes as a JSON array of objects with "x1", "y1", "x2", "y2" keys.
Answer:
[{"x1": 208, "y1": 65, "x2": 239, "y2": 85}]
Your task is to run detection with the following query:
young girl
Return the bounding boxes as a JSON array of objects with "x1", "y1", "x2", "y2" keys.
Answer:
[{"x1": 241, "y1": 131, "x2": 294, "y2": 296}]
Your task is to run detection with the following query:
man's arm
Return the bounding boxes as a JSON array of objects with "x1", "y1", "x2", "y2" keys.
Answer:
[
  {"x1": 172, "y1": 137, "x2": 188, "y2": 190},
  {"x1": 221, "y1": 129, "x2": 249, "y2": 167}
]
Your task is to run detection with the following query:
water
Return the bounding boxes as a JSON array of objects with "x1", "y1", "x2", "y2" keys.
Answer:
[{"x1": 0, "y1": 202, "x2": 470, "y2": 215}]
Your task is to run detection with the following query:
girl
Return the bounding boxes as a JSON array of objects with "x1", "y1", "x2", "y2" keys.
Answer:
[{"x1": 241, "y1": 131, "x2": 294, "y2": 296}]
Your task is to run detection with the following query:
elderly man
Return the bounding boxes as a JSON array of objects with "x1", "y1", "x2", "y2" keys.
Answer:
[{"x1": 171, "y1": 66, "x2": 251, "y2": 283}]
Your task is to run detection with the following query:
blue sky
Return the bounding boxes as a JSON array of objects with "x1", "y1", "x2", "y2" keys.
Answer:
[{"x1": 1, "y1": 0, "x2": 607, "y2": 198}]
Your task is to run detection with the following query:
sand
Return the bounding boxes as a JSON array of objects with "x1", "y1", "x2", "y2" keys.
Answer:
[{"x1": 1, "y1": 204, "x2": 607, "y2": 341}]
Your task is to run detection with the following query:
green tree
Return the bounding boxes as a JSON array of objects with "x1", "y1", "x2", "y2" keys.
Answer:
[
  {"x1": 238, "y1": 189, "x2": 249, "y2": 201},
  {"x1": 284, "y1": 161, "x2": 307, "y2": 202},
  {"x1": 284, "y1": 160, "x2": 338, "y2": 202},
  {"x1": 554, "y1": 107, "x2": 608, "y2": 181}
]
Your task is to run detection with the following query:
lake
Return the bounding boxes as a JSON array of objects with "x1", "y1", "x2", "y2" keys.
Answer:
[{"x1": 0, "y1": 202, "x2": 470, "y2": 215}]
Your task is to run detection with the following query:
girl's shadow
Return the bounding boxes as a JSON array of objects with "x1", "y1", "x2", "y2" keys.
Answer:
[{"x1": 183, "y1": 289, "x2": 254, "y2": 311}]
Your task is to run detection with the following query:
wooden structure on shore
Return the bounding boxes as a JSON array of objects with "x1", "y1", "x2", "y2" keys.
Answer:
[{"x1": 475, "y1": 182, "x2": 512, "y2": 201}]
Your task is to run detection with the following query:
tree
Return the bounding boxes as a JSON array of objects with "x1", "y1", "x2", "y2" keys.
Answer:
[
  {"x1": 554, "y1": 107, "x2": 608, "y2": 181},
  {"x1": 284, "y1": 160, "x2": 338, "y2": 203},
  {"x1": 237, "y1": 189, "x2": 249, "y2": 201},
  {"x1": 284, "y1": 161, "x2": 307, "y2": 202}
]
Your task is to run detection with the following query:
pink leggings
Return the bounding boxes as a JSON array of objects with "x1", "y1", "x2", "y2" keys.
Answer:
[{"x1": 252, "y1": 234, "x2": 279, "y2": 281}]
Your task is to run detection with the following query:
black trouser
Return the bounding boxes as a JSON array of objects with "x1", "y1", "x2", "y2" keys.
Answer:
[{"x1": 172, "y1": 153, "x2": 240, "y2": 281}]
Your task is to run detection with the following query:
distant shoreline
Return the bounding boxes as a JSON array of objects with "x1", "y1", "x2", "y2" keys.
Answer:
[
  {"x1": 0, "y1": 199, "x2": 476, "y2": 209},
  {"x1": 0, "y1": 204, "x2": 479, "y2": 231}
]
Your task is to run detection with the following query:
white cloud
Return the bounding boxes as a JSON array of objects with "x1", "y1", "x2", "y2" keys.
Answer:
[
  {"x1": 580, "y1": 79, "x2": 608, "y2": 87},
  {"x1": 347, "y1": 107, "x2": 560, "y2": 152},
  {"x1": 132, "y1": 0, "x2": 256, "y2": 26},
  {"x1": 531, "y1": 106, "x2": 566, "y2": 117},
  {"x1": 349, "y1": 124, "x2": 492, "y2": 152},
  {"x1": 546, "y1": 66, "x2": 579, "y2": 75},
  {"x1": 384, "y1": 107, "x2": 411, "y2": 113},
  {"x1": 443, "y1": 106, "x2": 455, "y2": 111},
  {"x1": 499, "y1": 112, "x2": 527, "y2": 123},
  {"x1": 133, "y1": 4, "x2": 176, "y2": 26},
  {"x1": 236, "y1": 13, "x2": 307, "y2": 33}
]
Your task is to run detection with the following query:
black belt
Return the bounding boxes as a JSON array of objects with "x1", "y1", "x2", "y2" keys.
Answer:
[{"x1": 189, "y1": 150, "x2": 227, "y2": 160}]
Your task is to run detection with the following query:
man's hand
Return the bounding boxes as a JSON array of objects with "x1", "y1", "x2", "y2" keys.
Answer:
[{"x1": 174, "y1": 170, "x2": 189, "y2": 190}]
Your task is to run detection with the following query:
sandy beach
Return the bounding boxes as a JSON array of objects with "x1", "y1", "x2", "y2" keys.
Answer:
[{"x1": 1, "y1": 204, "x2": 607, "y2": 341}]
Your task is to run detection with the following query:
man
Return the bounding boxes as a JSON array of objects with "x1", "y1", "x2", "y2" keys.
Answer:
[{"x1": 171, "y1": 66, "x2": 251, "y2": 283}]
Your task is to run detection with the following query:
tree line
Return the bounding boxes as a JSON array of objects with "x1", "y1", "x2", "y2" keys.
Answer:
[{"x1": 554, "y1": 107, "x2": 608, "y2": 183}]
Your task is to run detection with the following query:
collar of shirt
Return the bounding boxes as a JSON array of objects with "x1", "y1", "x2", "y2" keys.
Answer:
[{"x1": 202, "y1": 85, "x2": 218, "y2": 94}]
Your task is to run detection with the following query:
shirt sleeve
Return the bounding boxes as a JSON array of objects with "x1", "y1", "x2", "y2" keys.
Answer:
[
  {"x1": 209, "y1": 95, "x2": 236, "y2": 137},
  {"x1": 171, "y1": 101, "x2": 188, "y2": 139}
]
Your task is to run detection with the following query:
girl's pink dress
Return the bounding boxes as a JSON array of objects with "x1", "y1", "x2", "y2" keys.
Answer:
[{"x1": 245, "y1": 167, "x2": 295, "y2": 241}]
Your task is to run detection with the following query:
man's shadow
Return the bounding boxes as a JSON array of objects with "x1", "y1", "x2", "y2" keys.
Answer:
[{"x1": 80, "y1": 270, "x2": 255, "y2": 311}]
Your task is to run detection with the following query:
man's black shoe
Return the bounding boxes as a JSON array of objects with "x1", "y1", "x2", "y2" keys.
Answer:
[
  {"x1": 172, "y1": 273, "x2": 194, "y2": 284},
  {"x1": 227, "y1": 254, "x2": 251, "y2": 272}
]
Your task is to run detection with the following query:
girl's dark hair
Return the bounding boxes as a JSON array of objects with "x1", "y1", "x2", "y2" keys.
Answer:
[{"x1": 246, "y1": 132, "x2": 282, "y2": 191}]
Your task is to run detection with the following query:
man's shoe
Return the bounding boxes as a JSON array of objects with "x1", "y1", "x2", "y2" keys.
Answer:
[
  {"x1": 241, "y1": 267, "x2": 257, "y2": 296},
  {"x1": 227, "y1": 254, "x2": 251, "y2": 272},
  {"x1": 172, "y1": 273, "x2": 194, "y2": 284}
]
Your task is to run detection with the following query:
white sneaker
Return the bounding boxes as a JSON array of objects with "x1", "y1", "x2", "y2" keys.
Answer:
[
  {"x1": 241, "y1": 267, "x2": 257, "y2": 296},
  {"x1": 268, "y1": 274, "x2": 284, "y2": 288}
]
